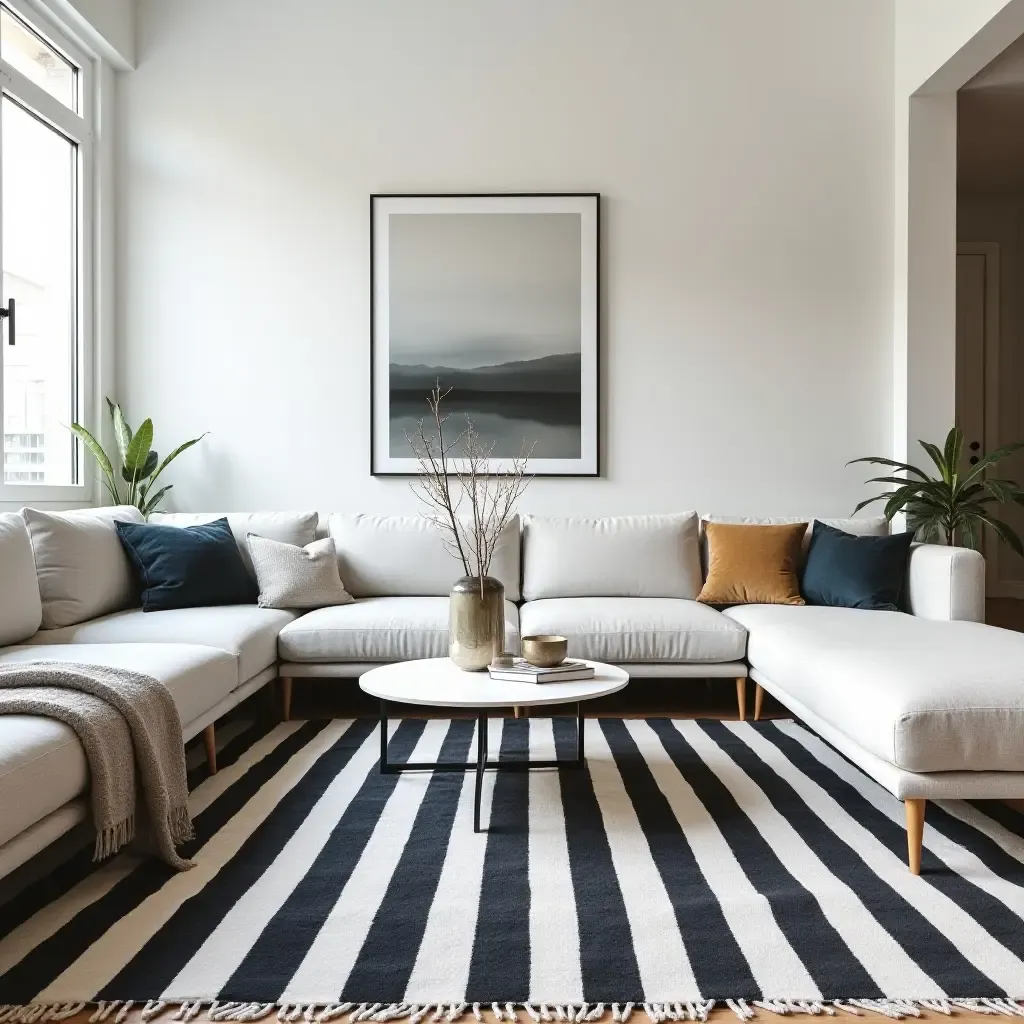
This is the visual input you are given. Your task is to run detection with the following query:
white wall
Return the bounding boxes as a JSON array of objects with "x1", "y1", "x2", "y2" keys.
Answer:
[
  {"x1": 893, "y1": 0, "x2": 1024, "y2": 463},
  {"x1": 118, "y1": 0, "x2": 894, "y2": 517},
  {"x1": 38, "y1": 0, "x2": 135, "y2": 67}
]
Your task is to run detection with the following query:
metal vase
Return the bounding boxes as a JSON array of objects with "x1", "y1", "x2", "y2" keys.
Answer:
[{"x1": 449, "y1": 575, "x2": 505, "y2": 671}]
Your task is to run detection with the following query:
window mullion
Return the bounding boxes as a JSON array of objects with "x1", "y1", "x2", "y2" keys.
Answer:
[{"x1": 0, "y1": 61, "x2": 87, "y2": 142}]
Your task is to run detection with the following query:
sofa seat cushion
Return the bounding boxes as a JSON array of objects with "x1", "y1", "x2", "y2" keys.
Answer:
[
  {"x1": 519, "y1": 597, "x2": 747, "y2": 664},
  {"x1": 279, "y1": 597, "x2": 521, "y2": 663},
  {"x1": 0, "y1": 716, "x2": 87, "y2": 849},
  {"x1": 724, "y1": 604, "x2": 1024, "y2": 773},
  {"x1": 22, "y1": 606, "x2": 297, "y2": 683},
  {"x1": 0, "y1": 642, "x2": 236, "y2": 846}
]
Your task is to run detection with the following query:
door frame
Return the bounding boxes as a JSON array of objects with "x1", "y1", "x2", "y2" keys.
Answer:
[{"x1": 956, "y1": 242, "x2": 1019, "y2": 596}]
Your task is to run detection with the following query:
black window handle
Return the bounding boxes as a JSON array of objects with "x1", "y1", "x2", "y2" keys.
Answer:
[{"x1": 0, "y1": 298, "x2": 14, "y2": 346}]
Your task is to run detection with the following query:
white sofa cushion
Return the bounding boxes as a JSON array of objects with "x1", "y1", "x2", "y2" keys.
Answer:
[
  {"x1": 724, "y1": 603, "x2": 1024, "y2": 773},
  {"x1": 522, "y1": 513, "x2": 702, "y2": 601},
  {"x1": 907, "y1": 543, "x2": 985, "y2": 622},
  {"x1": 21, "y1": 605, "x2": 297, "y2": 684},
  {"x1": 520, "y1": 597, "x2": 746, "y2": 663},
  {"x1": 22, "y1": 506, "x2": 144, "y2": 629},
  {"x1": 0, "y1": 513, "x2": 42, "y2": 645},
  {"x1": 248, "y1": 535, "x2": 354, "y2": 609},
  {"x1": 0, "y1": 716, "x2": 87, "y2": 849},
  {"x1": 149, "y1": 511, "x2": 319, "y2": 579},
  {"x1": 0, "y1": 642, "x2": 236, "y2": 847},
  {"x1": 701, "y1": 515, "x2": 888, "y2": 564},
  {"x1": 278, "y1": 596, "x2": 521, "y2": 663},
  {"x1": 327, "y1": 514, "x2": 521, "y2": 601}
]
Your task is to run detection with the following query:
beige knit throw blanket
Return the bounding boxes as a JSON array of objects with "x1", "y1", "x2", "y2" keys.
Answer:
[{"x1": 0, "y1": 661, "x2": 195, "y2": 871}]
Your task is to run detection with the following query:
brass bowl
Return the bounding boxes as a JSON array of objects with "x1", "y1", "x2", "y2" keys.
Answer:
[{"x1": 521, "y1": 634, "x2": 568, "y2": 668}]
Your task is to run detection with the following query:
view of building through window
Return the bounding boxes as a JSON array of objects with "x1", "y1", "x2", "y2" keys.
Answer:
[{"x1": 1, "y1": 11, "x2": 80, "y2": 487}]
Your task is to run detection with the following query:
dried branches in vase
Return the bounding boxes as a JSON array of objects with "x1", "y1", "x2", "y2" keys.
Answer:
[{"x1": 407, "y1": 383, "x2": 534, "y2": 671}]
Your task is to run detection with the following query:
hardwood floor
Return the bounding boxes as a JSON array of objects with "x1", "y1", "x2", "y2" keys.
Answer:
[{"x1": 289, "y1": 675, "x2": 786, "y2": 722}]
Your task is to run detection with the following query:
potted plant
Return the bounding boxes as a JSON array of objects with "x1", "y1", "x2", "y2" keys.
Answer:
[
  {"x1": 408, "y1": 384, "x2": 533, "y2": 671},
  {"x1": 69, "y1": 400, "x2": 207, "y2": 517},
  {"x1": 850, "y1": 426, "x2": 1024, "y2": 553}
]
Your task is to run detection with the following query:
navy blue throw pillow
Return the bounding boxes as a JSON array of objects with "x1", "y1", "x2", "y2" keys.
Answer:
[
  {"x1": 800, "y1": 521, "x2": 914, "y2": 611},
  {"x1": 115, "y1": 517, "x2": 258, "y2": 612}
]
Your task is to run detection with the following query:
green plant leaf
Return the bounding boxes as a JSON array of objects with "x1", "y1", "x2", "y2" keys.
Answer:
[
  {"x1": 846, "y1": 456, "x2": 928, "y2": 479},
  {"x1": 909, "y1": 512, "x2": 944, "y2": 543},
  {"x1": 918, "y1": 440, "x2": 950, "y2": 484},
  {"x1": 852, "y1": 492, "x2": 899, "y2": 515},
  {"x1": 943, "y1": 425, "x2": 963, "y2": 480},
  {"x1": 957, "y1": 515, "x2": 981, "y2": 550},
  {"x1": 108, "y1": 401, "x2": 133, "y2": 468},
  {"x1": 123, "y1": 418, "x2": 154, "y2": 474},
  {"x1": 141, "y1": 484, "x2": 172, "y2": 517},
  {"x1": 977, "y1": 514, "x2": 1024, "y2": 557},
  {"x1": 983, "y1": 478, "x2": 1015, "y2": 504},
  {"x1": 147, "y1": 433, "x2": 208, "y2": 489},
  {"x1": 960, "y1": 441, "x2": 1024, "y2": 488},
  {"x1": 122, "y1": 449, "x2": 158, "y2": 483},
  {"x1": 864, "y1": 475, "x2": 935, "y2": 488},
  {"x1": 69, "y1": 423, "x2": 119, "y2": 504},
  {"x1": 884, "y1": 487, "x2": 919, "y2": 520}
]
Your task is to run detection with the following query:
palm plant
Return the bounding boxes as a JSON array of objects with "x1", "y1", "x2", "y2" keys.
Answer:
[
  {"x1": 68, "y1": 400, "x2": 206, "y2": 517},
  {"x1": 850, "y1": 426, "x2": 1024, "y2": 554}
]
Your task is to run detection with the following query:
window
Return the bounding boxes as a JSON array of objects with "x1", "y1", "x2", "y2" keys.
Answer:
[{"x1": 0, "y1": 1, "x2": 92, "y2": 495}]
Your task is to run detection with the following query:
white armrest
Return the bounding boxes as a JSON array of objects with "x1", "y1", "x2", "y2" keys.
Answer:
[{"x1": 906, "y1": 543, "x2": 985, "y2": 622}]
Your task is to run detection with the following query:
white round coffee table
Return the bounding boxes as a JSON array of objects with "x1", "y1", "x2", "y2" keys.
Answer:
[{"x1": 360, "y1": 657, "x2": 629, "y2": 832}]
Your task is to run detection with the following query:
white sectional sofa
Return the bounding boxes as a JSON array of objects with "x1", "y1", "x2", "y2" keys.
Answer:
[{"x1": 0, "y1": 506, "x2": 1017, "y2": 882}]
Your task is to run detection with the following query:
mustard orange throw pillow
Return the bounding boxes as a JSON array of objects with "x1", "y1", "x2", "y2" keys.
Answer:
[{"x1": 698, "y1": 521, "x2": 807, "y2": 606}]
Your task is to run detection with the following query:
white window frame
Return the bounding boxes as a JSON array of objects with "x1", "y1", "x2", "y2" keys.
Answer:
[{"x1": 0, "y1": 0, "x2": 94, "y2": 502}]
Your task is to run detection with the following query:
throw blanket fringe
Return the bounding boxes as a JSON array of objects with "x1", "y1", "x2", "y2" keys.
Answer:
[
  {"x1": 93, "y1": 805, "x2": 193, "y2": 862},
  {"x1": 94, "y1": 814, "x2": 135, "y2": 863},
  {"x1": 1, "y1": 1000, "x2": 1022, "y2": 1024}
]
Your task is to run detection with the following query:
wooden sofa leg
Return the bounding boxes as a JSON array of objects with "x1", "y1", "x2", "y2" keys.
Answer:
[
  {"x1": 905, "y1": 798, "x2": 926, "y2": 874},
  {"x1": 281, "y1": 677, "x2": 293, "y2": 722},
  {"x1": 754, "y1": 684, "x2": 764, "y2": 722},
  {"x1": 735, "y1": 678, "x2": 746, "y2": 720},
  {"x1": 203, "y1": 723, "x2": 217, "y2": 775}
]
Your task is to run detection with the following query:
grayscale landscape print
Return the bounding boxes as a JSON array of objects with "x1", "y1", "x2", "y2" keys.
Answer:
[{"x1": 388, "y1": 212, "x2": 583, "y2": 458}]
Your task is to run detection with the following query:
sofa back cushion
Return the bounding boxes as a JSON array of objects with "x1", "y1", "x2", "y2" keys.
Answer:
[
  {"x1": 22, "y1": 505, "x2": 144, "y2": 629},
  {"x1": 0, "y1": 513, "x2": 42, "y2": 644},
  {"x1": 327, "y1": 513, "x2": 521, "y2": 599},
  {"x1": 149, "y1": 511, "x2": 318, "y2": 579},
  {"x1": 700, "y1": 514, "x2": 888, "y2": 572},
  {"x1": 522, "y1": 513, "x2": 702, "y2": 600}
]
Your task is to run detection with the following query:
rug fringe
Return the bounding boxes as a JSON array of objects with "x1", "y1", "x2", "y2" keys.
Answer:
[{"x1": 4, "y1": 1001, "x2": 1024, "y2": 1023}]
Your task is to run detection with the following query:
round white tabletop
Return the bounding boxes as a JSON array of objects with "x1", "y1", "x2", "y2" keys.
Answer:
[{"x1": 359, "y1": 657, "x2": 629, "y2": 709}]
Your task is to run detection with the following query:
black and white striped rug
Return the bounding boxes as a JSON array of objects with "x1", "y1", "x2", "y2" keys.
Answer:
[{"x1": 3, "y1": 716, "x2": 1024, "y2": 1019}]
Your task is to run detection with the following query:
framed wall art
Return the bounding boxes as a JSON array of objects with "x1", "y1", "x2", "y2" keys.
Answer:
[{"x1": 370, "y1": 193, "x2": 600, "y2": 476}]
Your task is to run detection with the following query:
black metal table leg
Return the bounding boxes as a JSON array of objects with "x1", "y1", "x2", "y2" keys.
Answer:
[
  {"x1": 378, "y1": 700, "x2": 587, "y2": 833},
  {"x1": 474, "y1": 713, "x2": 486, "y2": 832},
  {"x1": 380, "y1": 700, "x2": 394, "y2": 774},
  {"x1": 576, "y1": 702, "x2": 584, "y2": 765}
]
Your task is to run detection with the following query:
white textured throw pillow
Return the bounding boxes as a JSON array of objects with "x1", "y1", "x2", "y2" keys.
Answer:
[{"x1": 247, "y1": 534, "x2": 354, "y2": 610}]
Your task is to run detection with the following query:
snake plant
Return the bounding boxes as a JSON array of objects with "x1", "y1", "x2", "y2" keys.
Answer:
[
  {"x1": 849, "y1": 426, "x2": 1024, "y2": 554},
  {"x1": 69, "y1": 400, "x2": 206, "y2": 516}
]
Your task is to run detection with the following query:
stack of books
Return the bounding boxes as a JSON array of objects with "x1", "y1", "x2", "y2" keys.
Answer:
[{"x1": 488, "y1": 658, "x2": 595, "y2": 683}]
